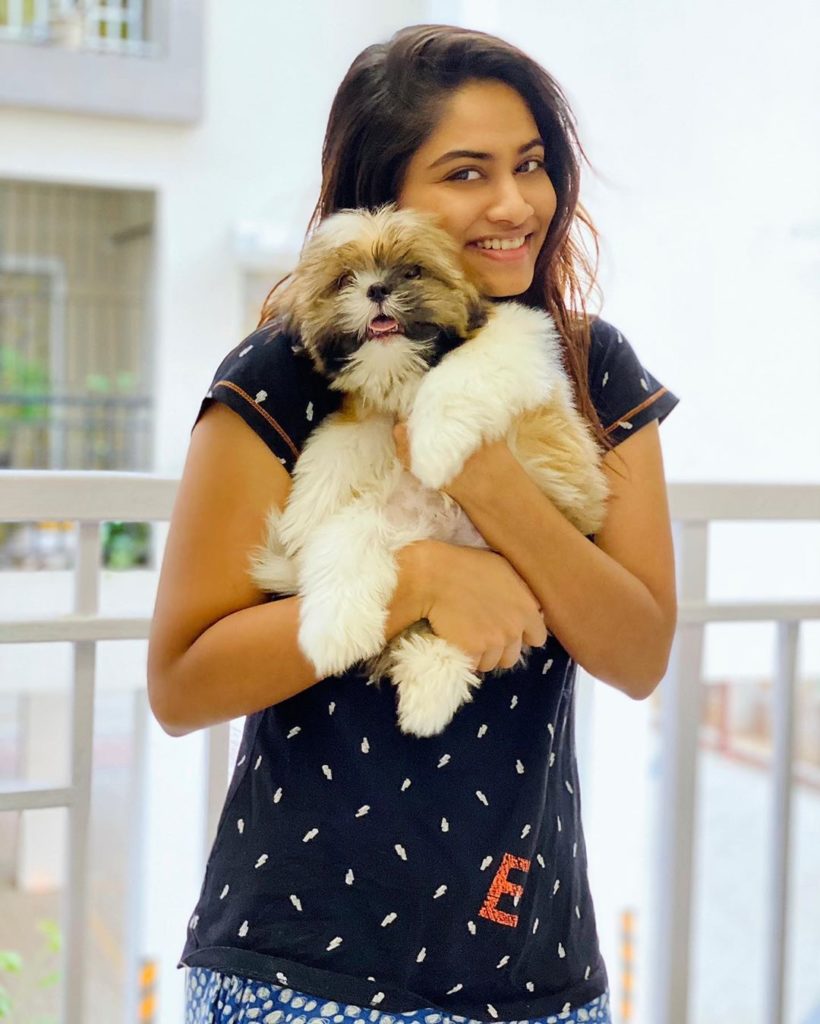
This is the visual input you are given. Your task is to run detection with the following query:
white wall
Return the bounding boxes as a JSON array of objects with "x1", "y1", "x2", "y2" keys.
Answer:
[
  {"x1": 4, "y1": 0, "x2": 817, "y2": 487},
  {"x1": 0, "y1": 0, "x2": 429, "y2": 479},
  {"x1": 473, "y1": 0, "x2": 820, "y2": 488}
]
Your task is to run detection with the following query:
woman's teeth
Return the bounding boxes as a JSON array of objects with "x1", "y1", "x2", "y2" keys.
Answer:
[{"x1": 473, "y1": 236, "x2": 527, "y2": 250}]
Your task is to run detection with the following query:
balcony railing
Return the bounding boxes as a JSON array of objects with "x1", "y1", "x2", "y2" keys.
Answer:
[
  {"x1": 0, "y1": 393, "x2": 153, "y2": 473},
  {"x1": 0, "y1": 0, "x2": 152, "y2": 56},
  {"x1": 0, "y1": 471, "x2": 818, "y2": 1024},
  {"x1": 0, "y1": 0, "x2": 203, "y2": 122}
]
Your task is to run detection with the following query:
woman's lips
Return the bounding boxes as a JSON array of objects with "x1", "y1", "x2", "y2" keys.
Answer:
[{"x1": 467, "y1": 234, "x2": 532, "y2": 262}]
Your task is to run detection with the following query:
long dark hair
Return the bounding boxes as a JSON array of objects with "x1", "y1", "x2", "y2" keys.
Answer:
[{"x1": 260, "y1": 23, "x2": 615, "y2": 457}]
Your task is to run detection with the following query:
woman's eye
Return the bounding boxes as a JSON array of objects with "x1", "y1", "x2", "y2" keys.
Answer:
[
  {"x1": 447, "y1": 168, "x2": 481, "y2": 182},
  {"x1": 518, "y1": 158, "x2": 546, "y2": 173},
  {"x1": 404, "y1": 265, "x2": 422, "y2": 279},
  {"x1": 447, "y1": 160, "x2": 544, "y2": 182}
]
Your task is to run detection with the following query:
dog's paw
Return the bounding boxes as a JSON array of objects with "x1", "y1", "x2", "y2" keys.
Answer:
[
  {"x1": 396, "y1": 684, "x2": 474, "y2": 737},
  {"x1": 248, "y1": 550, "x2": 299, "y2": 595},
  {"x1": 407, "y1": 415, "x2": 478, "y2": 490},
  {"x1": 298, "y1": 603, "x2": 386, "y2": 677},
  {"x1": 388, "y1": 631, "x2": 481, "y2": 737}
]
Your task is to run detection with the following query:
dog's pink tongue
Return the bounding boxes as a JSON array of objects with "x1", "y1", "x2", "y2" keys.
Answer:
[{"x1": 369, "y1": 316, "x2": 399, "y2": 336}]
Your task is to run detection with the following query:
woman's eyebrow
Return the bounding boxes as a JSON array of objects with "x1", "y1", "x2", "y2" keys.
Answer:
[{"x1": 427, "y1": 137, "x2": 544, "y2": 170}]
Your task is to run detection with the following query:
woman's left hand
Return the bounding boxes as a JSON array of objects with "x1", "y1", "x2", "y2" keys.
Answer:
[{"x1": 392, "y1": 421, "x2": 517, "y2": 506}]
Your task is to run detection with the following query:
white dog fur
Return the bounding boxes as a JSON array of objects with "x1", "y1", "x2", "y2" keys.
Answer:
[{"x1": 249, "y1": 206, "x2": 609, "y2": 737}]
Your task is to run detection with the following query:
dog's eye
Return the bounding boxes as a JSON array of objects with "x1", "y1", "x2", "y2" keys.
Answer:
[
  {"x1": 404, "y1": 265, "x2": 422, "y2": 280},
  {"x1": 335, "y1": 272, "x2": 354, "y2": 290}
]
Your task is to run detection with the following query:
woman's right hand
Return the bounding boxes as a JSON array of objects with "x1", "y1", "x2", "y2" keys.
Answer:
[{"x1": 412, "y1": 540, "x2": 549, "y2": 673}]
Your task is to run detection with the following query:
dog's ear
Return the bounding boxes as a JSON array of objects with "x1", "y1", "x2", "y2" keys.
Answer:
[
  {"x1": 272, "y1": 303, "x2": 313, "y2": 364},
  {"x1": 288, "y1": 333, "x2": 308, "y2": 358},
  {"x1": 275, "y1": 304, "x2": 300, "y2": 343},
  {"x1": 466, "y1": 293, "x2": 489, "y2": 334},
  {"x1": 284, "y1": 324, "x2": 324, "y2": 370}
]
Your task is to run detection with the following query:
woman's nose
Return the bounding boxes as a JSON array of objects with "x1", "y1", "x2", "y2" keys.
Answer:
[{"x1": 485, "y1": 175, "x2": 534, "y2": 224}]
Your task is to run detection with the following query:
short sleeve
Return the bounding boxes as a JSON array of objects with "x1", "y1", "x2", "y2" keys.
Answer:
[
  {"x1": 588, "y1": 317, "x2": 680, "y2": 447},
  {"x1": 191, "y1": 322, "x2": 342, "y2": 474}
]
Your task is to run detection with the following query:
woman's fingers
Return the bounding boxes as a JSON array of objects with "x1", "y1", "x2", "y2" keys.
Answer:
[
  {"x1": 475, "y1": 647, "x2": 504, "y2": 673},
  {"x1": 523, "y1": 613, "x2": 549, "y2": 648},
  {"x1": 497, "y1": 641, "x2": 524, "y2": 670},
  {"x1": 471, "y1": 641, "x2": 524, "y2": 673}
]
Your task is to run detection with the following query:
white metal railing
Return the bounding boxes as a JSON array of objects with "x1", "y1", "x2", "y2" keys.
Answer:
[
  {"x1": 0, "y1": 471, "x2": 231, "y2": 1024},
  {"x1": 0, "y1": 0, "x2": 151, "y2": 56},
  {"x1": 653, "y1": 484, "x2": 820, "y2": 1024},
  {"x1": 0, "y1": 472, "x2": 818, "y2": 1024}
]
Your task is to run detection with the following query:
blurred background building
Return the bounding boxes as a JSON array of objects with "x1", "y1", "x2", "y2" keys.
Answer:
[{"x1": 0, "y1": 1, "x2": 818, "y2": 1022}]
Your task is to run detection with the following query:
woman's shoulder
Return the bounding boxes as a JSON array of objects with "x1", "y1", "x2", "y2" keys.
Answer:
[
  {"x1": 587, "y1": 313, "x2": 629, "y2": 360},
  {"x1": 192, "y1": 318, "x2": 342, "y2": 473},
  {"x1": 206, "y1": 317, "x2": 310, "y2": 398},
  {"x1": 585, "y1": 314, "x2": 680, "y2": 446}
]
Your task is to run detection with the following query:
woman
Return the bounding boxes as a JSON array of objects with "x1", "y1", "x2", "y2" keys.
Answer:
[{"x1": 148, "y1": 23, "x2": 679, "y2": 1024}]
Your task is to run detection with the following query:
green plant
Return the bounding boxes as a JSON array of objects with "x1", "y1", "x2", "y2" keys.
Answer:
[
  {"x1": 83, "y1": 371, "x2": 139, "y2": 470},
  {"x1": 0, "y1": 918, "x2": 61, "y2": 1022},
  {"x1": 0, "y1": 346, "x2": 51, "y2": 463},
  {"x1": 102, "y1": 520, "x2": 151, "y2": 569},
  {"x1": 84, "y1": 370, "x2": 137, "y2": 395}
]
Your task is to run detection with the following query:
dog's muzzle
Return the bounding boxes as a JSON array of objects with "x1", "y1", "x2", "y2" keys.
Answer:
[{"x1": 366, "y1": 315, "x2": 401, "y2": 341}]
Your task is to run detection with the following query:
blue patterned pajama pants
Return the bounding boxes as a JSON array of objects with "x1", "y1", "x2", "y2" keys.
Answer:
[{"x1": 184, "y1": 968, "x2": 612, "y2": 1024}]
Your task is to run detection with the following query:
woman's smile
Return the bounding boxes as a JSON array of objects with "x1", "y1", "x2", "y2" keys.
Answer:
[
  {"x1": 467, "y1": 232, "x2": 535, "y2": 261},
  {"x1": 398, "y1": 79, "x2": 556, "y2": 298}
]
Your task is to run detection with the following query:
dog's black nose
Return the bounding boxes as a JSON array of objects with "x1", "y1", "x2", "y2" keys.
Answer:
[{"x1": 367, "y1": 283, "x2": 390, "y2": 302}]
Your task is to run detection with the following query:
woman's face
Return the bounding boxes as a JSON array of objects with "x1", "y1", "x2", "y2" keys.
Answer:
[{"x1": 398, "y1": 78, "x2": 557, "y2": 298}]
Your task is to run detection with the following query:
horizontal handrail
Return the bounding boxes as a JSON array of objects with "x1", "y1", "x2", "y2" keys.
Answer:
[
  {"x1": 0, "y1": 614, "x2": 152, "y2": 643},
  {"x1": 668, "y1": 482, "x2": 820, "y2": 521},
  {"x1": 0, "y1": 783, "x2": 74, "y2": 812},
  {"x1": 0, "y1": 471, "x2": 177, "y2": 522},
  {"x1": 0, "y1": 601, "x2": 818, "y2": 647},
  {"x1": 677, "y1": 600, "x2": 820, "y2": 623},
  {"x1": 2, "y1": 473, "x2": 820, "y2": 522}
]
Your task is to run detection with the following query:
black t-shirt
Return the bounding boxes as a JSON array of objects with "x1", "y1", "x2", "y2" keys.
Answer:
[{"x1": 178, "y1": 315, "x2": 679, "y2": 1022}]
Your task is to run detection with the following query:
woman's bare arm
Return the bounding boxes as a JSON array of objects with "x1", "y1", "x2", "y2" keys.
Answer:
[
  {"x1": 147, "y1": 402, "x2": 428, "y2": 737},
  {"x1": 432, "y1": 420, "x2": 678, "y2": 699}
]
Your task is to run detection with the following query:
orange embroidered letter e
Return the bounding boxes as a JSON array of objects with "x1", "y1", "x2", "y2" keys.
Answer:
[{"x1": 478, "y1": 852, "x2": 531, "y2": 927}]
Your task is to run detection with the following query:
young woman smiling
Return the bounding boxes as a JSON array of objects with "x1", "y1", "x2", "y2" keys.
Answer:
[{"x1": 148, "y1": 23, "x2": 680, "y2": 1024}]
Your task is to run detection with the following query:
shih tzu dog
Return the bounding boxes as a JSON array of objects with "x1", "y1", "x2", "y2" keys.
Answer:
[{"x1": 249, "y1": 204, "x2": 609, "y2": 737}]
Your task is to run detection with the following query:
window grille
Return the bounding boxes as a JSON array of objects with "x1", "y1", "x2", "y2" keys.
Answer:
[
  {"x1": 0, "y1": 0, "x2": 151, "y2": 54},
  {"x1": 0, "y1": 179, "x2": 154, "y2": 475}
]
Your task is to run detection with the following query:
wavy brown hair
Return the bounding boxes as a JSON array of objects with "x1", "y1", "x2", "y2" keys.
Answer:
[{"x1": 259, "y1": 23, "x2": 617, "y2": 459}]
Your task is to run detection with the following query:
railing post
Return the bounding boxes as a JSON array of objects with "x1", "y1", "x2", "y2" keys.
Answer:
[
  {"x1": 206, "y1": 722, "x2": 232, "y2": 856},
  {"x1": 123, "y1": 688, "x2": 150, "y2": 1024},
  {"x1": 765, "y1": 620, "x2": 799, "y2": 1024},
  {"x1": 61, "y1": 520, "x2": 99, "y2": 1024},
  {"x1": 16, "y1": 691, "x2": 70, "y2": 890},
  {"x1": 651, "y1": 519, "x2": 709, "y2": 1024}
]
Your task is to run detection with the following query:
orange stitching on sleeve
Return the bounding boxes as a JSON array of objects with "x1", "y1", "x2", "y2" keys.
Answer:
[
  {"x1": 478, "y1": 852, "x2": 532, "y2": 928},
  {"x1": 211, "y1": 380, "x2": 300, "y2": 460},
  {"x1": 602, "y1": 386, "x2": 669, "y2": 438}
]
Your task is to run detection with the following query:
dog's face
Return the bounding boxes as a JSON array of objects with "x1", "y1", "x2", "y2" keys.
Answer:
[{"x1": 279, "y1": 204, "x2": 489, "y2": 406}]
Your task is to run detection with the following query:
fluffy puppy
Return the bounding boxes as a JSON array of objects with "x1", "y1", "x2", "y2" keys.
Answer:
[{"x1": 250, "y1": 204, "x2": 608, "y2": 737}]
